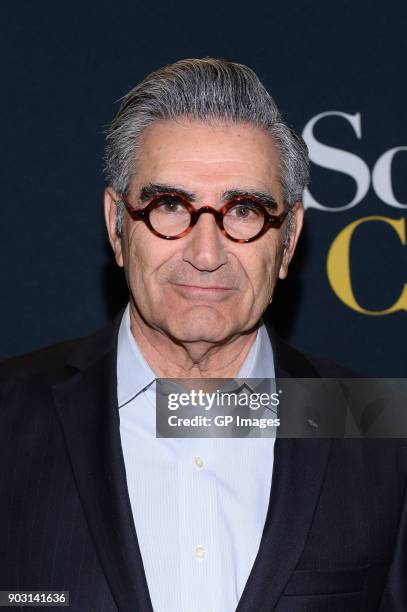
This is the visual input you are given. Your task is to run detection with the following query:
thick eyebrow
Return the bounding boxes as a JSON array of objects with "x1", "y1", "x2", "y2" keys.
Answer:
[
  {"x1": 221, "y1": 189, "x2": 278, "y2": 210},
  {"x1": 139, "y1": 183, "x2": 196, "y2": 202},
  {"x1": 139, "y1": 183, "x2": 278, "y2": 210}
]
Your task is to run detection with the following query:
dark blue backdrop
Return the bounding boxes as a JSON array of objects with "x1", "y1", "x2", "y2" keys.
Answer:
[{"x1": 1, "y1": 0, "x2": 406, "y2": 376}]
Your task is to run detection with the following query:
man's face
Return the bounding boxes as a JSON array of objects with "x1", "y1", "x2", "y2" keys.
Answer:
[{"x1": 105, "y1": 119, "x2": 303, "y2": 344}]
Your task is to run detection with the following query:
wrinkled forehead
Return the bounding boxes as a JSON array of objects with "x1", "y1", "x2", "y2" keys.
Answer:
[{"x1": 128, "y1": 119, "x2": 284, "y2": 201}]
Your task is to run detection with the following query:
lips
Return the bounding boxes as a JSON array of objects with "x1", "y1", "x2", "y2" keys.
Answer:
[
  {"x1": 171, "y1": 282, "x2": 235, "y2": 300},
  {"x1": 174, "y1": 283, "x2": 232, "y2": 290}
]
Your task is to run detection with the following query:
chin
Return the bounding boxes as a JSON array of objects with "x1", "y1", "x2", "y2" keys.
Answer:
[{"x1": 166, "y1": 311, "x2": 233, "y2": 344}]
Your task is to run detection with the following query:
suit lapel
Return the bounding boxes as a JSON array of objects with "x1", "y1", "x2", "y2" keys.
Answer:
[
  {"x1": 236, "y1": 322, "x2": 332, "y2": 611},
  {"x1": 52, "y1": 313, "x2": 153, "y2": 612}
]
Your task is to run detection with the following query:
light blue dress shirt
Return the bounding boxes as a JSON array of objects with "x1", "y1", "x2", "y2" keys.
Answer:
[{"x1": 117, "y1": 304, "x2": 276, "y2": 612}]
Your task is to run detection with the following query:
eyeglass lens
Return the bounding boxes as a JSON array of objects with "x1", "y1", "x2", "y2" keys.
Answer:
[{"x1": 149, "y1": 196, "x2": 266, "y2": 239}]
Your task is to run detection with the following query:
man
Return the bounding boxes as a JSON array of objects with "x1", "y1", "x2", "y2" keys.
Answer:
[{"x1": 0, "y1": 58, "x2": 406, "y2": 611}]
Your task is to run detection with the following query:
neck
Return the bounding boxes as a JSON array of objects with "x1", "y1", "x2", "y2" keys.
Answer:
[{"x1": 128, "y1": 304, "x2": 259, "y2": 379}]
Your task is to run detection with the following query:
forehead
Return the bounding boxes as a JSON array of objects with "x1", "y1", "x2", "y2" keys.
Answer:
[{"x1": 131, "y1": 119, "x2": 283, "y2": 198}]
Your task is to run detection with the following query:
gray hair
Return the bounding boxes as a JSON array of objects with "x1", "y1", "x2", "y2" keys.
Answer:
[{"x1": 104, "y1": 58, "x2": 309, "y2": 243}]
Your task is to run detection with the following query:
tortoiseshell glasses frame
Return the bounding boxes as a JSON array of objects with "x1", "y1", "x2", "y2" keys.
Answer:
[{"x1": 116, "y1": 192, "x2": 289, "y2": 243}]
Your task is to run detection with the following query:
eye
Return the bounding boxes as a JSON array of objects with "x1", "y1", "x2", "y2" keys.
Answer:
[
  {"x1": 153, "y1": 195, "x2": 188, "y2": 214},
  {"x1": 227, "y1": 201, "x2": 264, "y2": 219}
]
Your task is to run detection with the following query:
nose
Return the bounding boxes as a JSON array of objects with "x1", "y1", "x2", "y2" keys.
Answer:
[{"x1": 182, "y1": 209, "x2": 228, "y2": 272}]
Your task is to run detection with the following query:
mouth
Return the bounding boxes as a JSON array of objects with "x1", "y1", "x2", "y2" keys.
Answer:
[
  {"x1": 174, "y1": 283, "x2": 233, "y2": 290},
  {"x1": 171, "y1": 282, "x2": 235, "y2": 299}
]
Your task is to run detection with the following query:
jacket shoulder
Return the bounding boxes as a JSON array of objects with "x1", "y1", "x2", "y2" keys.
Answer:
[
  {"x1": 299, "y1": 351, "x2": 362, "y2": 378},
  {"x1": 265, "y1": 320, "x2": 362, "y2": 378},
  {"x1": 0, "y1": 336, "x2": 83, "y2": 380},
  {"x1": 0, "y1": 310, "x2": 123, "y2": 385}
]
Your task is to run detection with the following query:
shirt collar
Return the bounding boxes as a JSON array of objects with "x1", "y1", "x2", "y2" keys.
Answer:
[
  {"x1": 117, "y1": 303, "x2": 275, "y2": 408},
  {"x1": 117, "y1": 304, "x2": 157, "y2": 408}
]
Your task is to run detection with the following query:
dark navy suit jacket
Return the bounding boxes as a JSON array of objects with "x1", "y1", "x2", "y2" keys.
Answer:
[{"x1": 0, "y1": 310, "x2": 406, "y2": 611}]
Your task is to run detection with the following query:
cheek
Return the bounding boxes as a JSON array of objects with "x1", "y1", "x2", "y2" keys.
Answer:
[
  {"x1": 257, "y1": 260, "x2": 278, "y2": 302},
  {"x1": 125, "y1": 229, "x2": 176, "y2": 294},
  {"x1": 123, "y1": 229, "x2": 155, "y2": 288},
  {"x1": 242, "y1": 244, "x2": 279, "y2": 293},
  {"x1": 244, "y1": 247, "x2": 283, "y2": 310}
]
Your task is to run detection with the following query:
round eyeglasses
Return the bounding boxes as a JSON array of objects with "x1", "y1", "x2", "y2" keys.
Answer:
[{"x1": 116, "y1": 192, "x2": 289, "y2": 243}]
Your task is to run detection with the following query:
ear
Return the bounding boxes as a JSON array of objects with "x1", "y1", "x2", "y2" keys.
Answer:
[
  {"x1": 278, "y1": 202, "x2": 304, "y2": 280},
  {"x1": 104, "y1": 187, "x2": 124, "y2": 268}
]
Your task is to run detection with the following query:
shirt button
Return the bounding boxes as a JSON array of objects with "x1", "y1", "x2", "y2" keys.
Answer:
[
  {"x1": 194, "y1": 456, "x2": 204, "y2": 469},
  {"x1": 195, "y1": 545, "x2": 206, "y2": 559}
]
